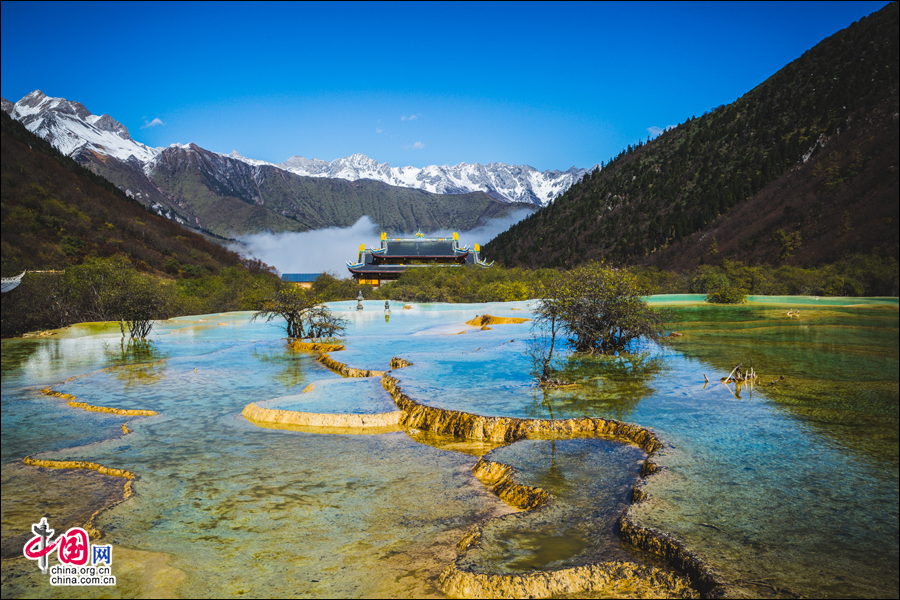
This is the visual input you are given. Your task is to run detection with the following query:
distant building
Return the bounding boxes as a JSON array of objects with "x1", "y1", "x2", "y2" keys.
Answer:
[
  {"x1": 346, "y1": 231, "x2": 492, "y2": 286},
  {"x1": 281, "y1": 273, "x2": 323, "y2": 288}
]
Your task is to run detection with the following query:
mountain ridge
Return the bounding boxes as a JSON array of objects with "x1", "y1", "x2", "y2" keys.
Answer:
[
  {"x1": 277, "y1": 153, "x2": 588, "y2": 206},
  {"x1": 2, "y1": 92, "x2": 579, "y2": 235},
  {"x1": 0, "y1": 110, "x2": 253, "y2": 278},
  {"x1": 485, "y1": 2, "x2": 899, "y2": 271}
]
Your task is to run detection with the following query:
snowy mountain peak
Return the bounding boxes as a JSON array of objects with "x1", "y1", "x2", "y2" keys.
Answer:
[
  {"x1": 6, "y1": 90, "x2": 157, "y2": 163},
  {"x1": 278, "y1": 153, "x2": 588, "y2": 206},
  {"x1": 92, "y1": 113, "x2": 132, "y2": 141},
  {"x1": 7, "y1": 90, "x2": 588, "y2": 207}
]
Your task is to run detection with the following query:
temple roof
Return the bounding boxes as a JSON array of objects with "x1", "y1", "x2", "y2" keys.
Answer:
[
  {"x1": 382, "y1": 239, "x2": 456, "y2": 257},
  {"x1": 348, "y1": 232, "x2": 490, "y2": 279}
]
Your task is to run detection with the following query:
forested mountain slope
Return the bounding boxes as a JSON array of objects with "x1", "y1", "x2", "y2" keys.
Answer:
[
  {"x1": 486, "y1": 2, "x2": 898, "y2": 271},
  {"x1": 1, "y1": 112, "x2": 254, "y2": 277}
]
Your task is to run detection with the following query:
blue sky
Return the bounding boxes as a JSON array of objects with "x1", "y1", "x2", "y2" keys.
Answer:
[{"x1": 2, "y1": 1, "x2": 890, "y2": 172}]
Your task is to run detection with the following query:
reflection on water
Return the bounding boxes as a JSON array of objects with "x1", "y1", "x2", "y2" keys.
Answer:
[
  {"x1": 643, "y1": 299, "x2": 899, "y2": 598},
  {"x1": 662, "y1": 302, "x2": 899, "y2": 473},
  {"x1": 103, "y1": 340, "x2": 169, "y2": 390},
  {"x1": 1, "y1": 298, "x2": 897, "y2": 598},
  {"x1": 252, "y1": 346, "x2": 308, "y2": 390},
  {"x1": 530, "y1": 351, "x2": 668, "y2": 421}
]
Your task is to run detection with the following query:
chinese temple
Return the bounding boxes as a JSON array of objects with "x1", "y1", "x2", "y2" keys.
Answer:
[{"x1": 346, "y1": 231, "x2": 492, "y2": 286}]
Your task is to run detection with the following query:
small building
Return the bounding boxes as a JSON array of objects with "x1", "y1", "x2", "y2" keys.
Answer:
[
  {"x1": 346, "y1": 231, "x2": 492, "y2": 286},
  {"x1": 281, "y1": 273, "x2": 323, "y2": 288}
]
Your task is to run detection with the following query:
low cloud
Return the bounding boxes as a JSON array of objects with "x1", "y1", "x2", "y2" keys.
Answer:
[
  {"x1": 231, "y1": 217, "x2": 380, "y2": 278},
  {"x1": 230, "y1": 210, "x2": 535, "y2": 278},
  {"x1": 141, "y1": 117, "x2": 165, "y2": 129},
  {"x1": 422, "y1": 208, "x2": 536, "y2": 245}
]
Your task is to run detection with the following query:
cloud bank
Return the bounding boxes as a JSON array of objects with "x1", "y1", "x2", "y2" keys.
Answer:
[{"x1": 231, "y1": 209, "x2": 534, "y2": 278}]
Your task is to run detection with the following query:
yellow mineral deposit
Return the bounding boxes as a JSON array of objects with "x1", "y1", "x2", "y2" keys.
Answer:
[
  {"x1": 389, "y1": 357, "x2": 414, "y2": 370},
  {"x1": 241, "y1": 402, "x2": 401, "y2": 429},
  {"x1": 377, "y1": 370, "x2": 726, "y2": 598},
  {"x1": 22, "y1": 457, "x2": 135, "y2": 499},
  {"x1": 317, "y1": 353, "x2": 385, "y2": 378},
  {"x1": 438, "y1": 560, "x2": 699, "y2": 599},
  {"x1": 465, "y1": 314, "x2": 532, "y2": 329},
  {"x1": 471, "y1": 457, "x2": 552, "y2": 511},
  {"x1": 42, "y1": 387, "x2": 158, "y2": 416},
  {"x1": 288, "y1": 340, "x2": 346, "y2": 353}
]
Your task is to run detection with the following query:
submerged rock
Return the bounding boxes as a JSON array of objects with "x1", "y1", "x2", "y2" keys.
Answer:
[{"x1": 438, "y1": 560, "x2": 699, "y2": 599}]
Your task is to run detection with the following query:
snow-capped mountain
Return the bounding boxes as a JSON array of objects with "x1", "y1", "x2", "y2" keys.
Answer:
[
  {"x1": 6, "y1": 90, "x2": 160, "y2": 165},
  {"x1": 3, "y1": 90, "x2": 574, "y2": 235},
  {"x1": 279, "y1": 154, "x2": 587, "y2": 206},
  {"x1": 5, "y1": 91, "x2": 585, "y2": 207}
]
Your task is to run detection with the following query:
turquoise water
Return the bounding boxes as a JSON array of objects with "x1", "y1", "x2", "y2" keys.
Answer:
[
  {"x1": 260, "y1": 377, "x2": 397, "y2": 415},
  {"x1": 458, "y1": 437, "x2": 650, "y2": 574},
  {"x1": 1, "y1": 299, "x2": 897, "y2": 598}
]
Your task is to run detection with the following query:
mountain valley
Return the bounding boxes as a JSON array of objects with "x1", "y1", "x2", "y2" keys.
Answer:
[{"x1": 3, "y1": 93, "x2": 590, "y2": 237}]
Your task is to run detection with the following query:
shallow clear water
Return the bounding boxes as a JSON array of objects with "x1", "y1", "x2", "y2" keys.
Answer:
[
  {"x1": 261, "y1": 376, "x2": 398, "y2": 415},
  {"x1": 459, "y1": 437, "x2": 648, "y2": 574},
  {"x1": 2, "y1": 298, "x2": 897, "y2": 598}
]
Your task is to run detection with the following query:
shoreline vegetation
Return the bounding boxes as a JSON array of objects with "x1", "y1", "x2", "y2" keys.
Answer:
[{"x1": 3, "y1": 255, "x2": 897, "y2": 339}]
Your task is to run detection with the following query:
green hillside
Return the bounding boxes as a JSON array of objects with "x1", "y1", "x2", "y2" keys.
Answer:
[
  {"x1": 0, "y1": 112, "x2": 253, "y2": 277},
  {"x1": 1, "y1": 112, "x2": 290, "y2": 337},
  {"x1": 486, "y1": 2, "x2": 898, "y2": 272}
]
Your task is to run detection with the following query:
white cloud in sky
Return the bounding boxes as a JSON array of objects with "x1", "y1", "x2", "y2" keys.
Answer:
[
  {"x1": 230, "y1": 210, "x2": 534, "y2": 278},
  {"x1": 141, "y1": 117, "x2": 165, "y2": 129},
  {"x1": 400, "y1": 114, "x2": 421, "y2": 121},
  {"x1": 647, "y1": 124, "x2": 676, "y2": 137},
  {"x1": 405, "y1": 141, "x2": 425, "y2": 150}
]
